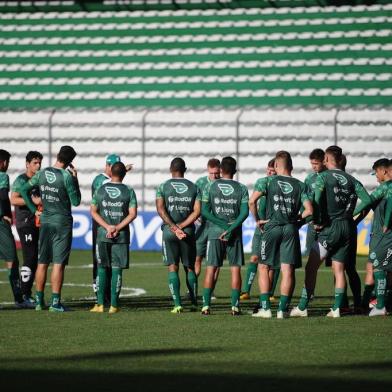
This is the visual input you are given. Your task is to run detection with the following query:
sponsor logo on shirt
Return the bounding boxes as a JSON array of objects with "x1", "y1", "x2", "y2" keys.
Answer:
[
  {"x1": 332, "y1": 173, "x2": 348, "y2": 186},
  {"x1": 171, "y1": 182, "x2": 188, "y2": 194},
  {"x1": 217, "y1": 183, "x2": 234, "y2": 196},
  {"x1": 277, "y1": 181, "x2": 293, "y2": 194},
  {"x1": 105, "y1": 186, "x2": 121, "y2": 199},
  {"x1": 45, "y1": 170, "x2": 56, "y2": 184}
]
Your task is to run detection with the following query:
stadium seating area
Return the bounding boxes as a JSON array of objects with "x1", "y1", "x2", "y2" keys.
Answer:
[{"x1": 0, "y1": 1, "x2": 391, "y2": 209}]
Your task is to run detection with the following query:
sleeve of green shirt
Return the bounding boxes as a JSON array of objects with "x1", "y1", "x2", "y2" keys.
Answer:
[
  {"x1": 64, "y1": 170, "x2": 81, "y2": 207},
  {"x1": 91, "y1": 189, "x2": 99, "y2": 207},
  {"x1": 0, "y1": 173, "x2": 11, "y2": 218},
  {"x1": 258, "y1": 196, "x2": 267, "y2": 220},
  {"x1": 20, "y1": 171, "x2": 40, "y2": 214},
  {"x1": 128, "y1": 186, "x2": 138, "y2": 208},
  {"x1": 11, "y1": 175, "x2": 23, "y2": 193},
  {"x1": 353, "y1": 181, "x2": 379, "y2": 216},
  {"x1": 156, "y1": 183, "x2": 164, "y2": 199},
  {"x1": 384, "y1": 192, "x2": 392, "y2": 230},
  {"x1": 226, "y1": 184, "x2": 249, "y2": 234}
]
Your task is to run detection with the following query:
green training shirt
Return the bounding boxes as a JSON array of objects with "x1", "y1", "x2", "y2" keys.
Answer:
[
  {"x1": 92, "y1": 182, "x2": 137, "y2": 244},
  {"x1": 253, "y1": 177, "x2": 269, "y2": 220},
  {"x1": 156, "y1": 178, "x2": 200, "y2": 227},
  {"x1": 21, "y1": 167, "x2": 81, "y2": 224},
  {"x1": 314, "y1": 169, "x2": 370, "y2": 224},
  {"x1": 195, "y1": 175, "x2": 213, "y2": 225},
  {"x1": 257, "y1": 175, "x2": 308, "y2": 225},
  {"x1": 91, "y1": 173, "x2": 111, "y2": 197},
  {"x1": 0, "y1": 172, "x2": 11, "y2": 219},
  {"x1": 202, "y1": 178, "x2": 248, "y2": 239}
]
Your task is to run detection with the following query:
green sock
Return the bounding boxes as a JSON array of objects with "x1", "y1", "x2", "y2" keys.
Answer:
[
  {"x1": 362, "y1": 284, "x2": 374, "y2": 308},
  {"x1": 278, "y1": 295, "x2": 291, "y2": 312},
  {"x1": 259, "y1": 293, "x2": 270, "y2": 310},
  {"x1": 187, "y1": 270, "x2": 198, "y2": 306},
  {"x1": 332, "y1": 288, "x2": 345, "y2": 310},
  {"x1": 202, "y1": 287, "x2": 212, "y2": 308},
  {"x1": 231, "y1": 289, "x2": 240, "y2": 308},
  {"x1": 35, "y1": 291, "x2": 44, "y2": 306},
  {"x1": 298, "y1": 287, "x2": 309, "y2": 311},
  {"x1": 168, "y1": 271, "x2": 181, "y2": 307},
  {"x1": 242, "y1": 263, "x2": 257, "y2": 293},
  {"x1": 51, "y1": 293, "x2": 60, "y2": 307},
  {"x1": 8, "y1": 266, "x2": 23, "y2": 303},
  {"x1": 271, "y1": 269, "x2": 280, "y2": 297},
  {"x1": 97, "y1": 267, "x2": 107, "y2": 306},
  {"x1": 374, "y1": 270, "x2": 387, "y2": 310},
  {"x1": 111, "y1": 267, "x2": 122, "y2": 308}
]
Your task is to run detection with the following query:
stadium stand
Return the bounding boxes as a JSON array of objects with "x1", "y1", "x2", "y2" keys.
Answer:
[{"x1": 0, "y1": 1, "x2": 391, "y2": 208}]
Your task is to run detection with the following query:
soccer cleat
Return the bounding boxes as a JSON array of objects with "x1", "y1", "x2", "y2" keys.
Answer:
[
  {"x1": 369, "y1": 307, "x2": 387, "y2": 317},
  {"x1": 15, "y1": 298, "x2": 36, "y2": 309},
  {"x1": 49, "y1": 304, "x2": 68, "y2": 313},
  {"x1": 290, "y1": 306, "x2": 308, "y2": 318},
  {"x1": 231, "y1": 306, "x2": 241, "y2": 316},
  {"x1": 252, "y1": 308, "x2": 272, "y2": 318},
  {"x1": 90, "y1": 304, "x2": 104, "y2": 313},
  {"x1": 35, "y1": 303, "x2": 44, "y2": 311},
  {"x1": 326, "y1": 308, "x2": 340, "y2": 318},
  {"x1": 277, "y1": 310, "x2": 288, "y2": 319},
  {"x1": 369, "y1": 298, "x2": 377, "y2": 309},
  {"x1": 240, "y1": 292, "x2": 250, "y2": 300},
  {"x1": 109, "y1": 306, "x2": 120, "y2": 314},
  {"x1": 201, "y1": 306, "x2": 210, "y2": 315},
  {"x1": 170, "y1": 306, "x2": 183, "y2": 314}
]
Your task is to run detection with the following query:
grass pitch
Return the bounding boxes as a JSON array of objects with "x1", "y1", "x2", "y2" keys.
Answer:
[{"x1": 0, "y1": 251, "x2": 391, "y2": 391}]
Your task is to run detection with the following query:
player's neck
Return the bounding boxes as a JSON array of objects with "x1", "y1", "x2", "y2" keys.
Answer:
[
  {"x1": 54, "y1": 161, "x2": 65, "y2": 169},
  {"x1": 25, "y1": 169, "x2": 34, "y2": 178}
]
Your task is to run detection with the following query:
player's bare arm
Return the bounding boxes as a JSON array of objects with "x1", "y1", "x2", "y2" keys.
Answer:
[
  {"x1": 90, "y1": 204, "x2": 116, "y2": 237},
  {"x1": 156, "y1": 197, "x2": 186, "y2": 239},
  {"x1": 249, "y1": 190, "x2": 262, "y2": 221},
  {"x1": 301, "y1": 200, "x2": 313, "y2": 220},
  {"x1": 177, "y1": 199, "x2": 201, "y2": 230},
  {"x1": 115, "y1": 207, "x2": 137, "y2": 234}
]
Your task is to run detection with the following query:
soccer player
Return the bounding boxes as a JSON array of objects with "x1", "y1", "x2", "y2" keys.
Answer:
[
  {"x1": 0, "y1": 149, "x2": 25, "y2": 307},
  {"x1": 291, "y1": 146, "x2": 371, "y2": 318},
  {"x1": 252, "y1": 151, "x2": 312, "y2": 318},
  {"x1": 90, "y1": 162, "x2": 137, "y2": 313},
  {"x1": 91, "y1": 154, "x2": 121, "y2": 303},
  {"x1": 20, "y1": 145, "x2": 81, "y2": 312},
  {"x1": 304, "y1": 149, "x2": 326, "y2": 256},
  {"x1": 201, "y1": 156, "x2": 249, "y2": 316},
  {"x1": 241, "y1": 158, "x2": 279, "y2": 302},
  {"x1": 10, "y1": 151, "x2": 43, "y2": 307},
  {"x1": 156, "y1": 157, "x2": 201, "y2": 313},
  {"x1": 353, "y1": 158, "x2": 392, "y2": 316}
]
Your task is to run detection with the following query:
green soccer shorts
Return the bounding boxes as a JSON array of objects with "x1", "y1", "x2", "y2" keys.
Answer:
[
  {"x1": 38, "y1": 222, "x2": 72, "y2": 265},
  {"x1": 251, "y1": 228, "x2": 262, "y2": 258},
  {"x1": 195, "y1": 222, "x2": 208, "y2": 258},
  {"x1": 162, "y1": 226, "x2": 196, "y2": 267},
  {"x1": 317, "y1": 219, "x2": 351, "y2": 264},
  {"x1": 206, "y1": 236, "x2": 244, "y2": 268},
  {"x1": 305, "y1": 223, "x2": 318, "y2": 257},
  {"x1": 0, "y1": 220, "x2": 18, "y2": 262},
  {"x1": 259, "y1": 223, "x2": 302, "y2": 269},
  {"x1": 368, "y1": 233, "x2": 392, "y2": 272},
  {"x1": 96, "y1": 241, "x2": 129, "y2": 269}
]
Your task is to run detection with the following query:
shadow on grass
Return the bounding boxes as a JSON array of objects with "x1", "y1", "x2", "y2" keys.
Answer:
[{"x1": 1, "y1": 368, "x2": 391, "y2": 392}]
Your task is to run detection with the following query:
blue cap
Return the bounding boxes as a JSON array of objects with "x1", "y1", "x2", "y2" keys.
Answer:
[{"x1": 106, "y1": 154, "x2": 121, "y2": 165}]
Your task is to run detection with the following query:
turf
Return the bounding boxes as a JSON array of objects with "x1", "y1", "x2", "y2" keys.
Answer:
[{"x1": 0, "y1": 251, "x2": 391, "y2": 392}]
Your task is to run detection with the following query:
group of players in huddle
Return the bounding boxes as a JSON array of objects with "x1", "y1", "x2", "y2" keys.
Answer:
[{"x1": 0, "y1": 145, "x2": 391, "y2": 317}]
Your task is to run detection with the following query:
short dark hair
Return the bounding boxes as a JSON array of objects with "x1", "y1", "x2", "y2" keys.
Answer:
[
  {"x1": 389, "y1": 159, "x2": 392, "y2": 168},
  {"x1": 221, "y1": 156, "x2": 237, "y2": 175},
  {"x1": 325, "y1": 145, "x2": 343, "y2": 162},
  {"x1": 372, "y1": 158, "x2": 390, "y2": 171},
  {"x1": 57, "y1": 145, "x2": 76, "y2": 166},
  {"x1": 207, "y1": 158, "x2": 220, "y2": 168},
  {"x1": 339, "y1": 154, "x2": 347, "y2": 171},
  {"x1": 275, "y1": 150, "x2": 293, "y2": 171},
  {"x1": 267, "y1": 158, "x2": 275, "y2": 168},
  {"x1": 170, "y1": 157, "x2": 186, "y2": 174},
  {"x1": 26, "y1": 151, "x2": 43, "y2": 163},
  {"x1": 0, "y1": 149, "x2": 11, "y2": 162},
  {"x1": 111, "y1": 162, "x2": 126, "y2": 180},
  {"x1": 309, "y1": 148, "x2": 325, "y2": 161}
]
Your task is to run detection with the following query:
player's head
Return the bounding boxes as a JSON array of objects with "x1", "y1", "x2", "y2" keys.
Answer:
[
  {"x1": 309, "y1": 148, "x2": 326, "y2": 173},
  {"x1": 0, "y1": 149, "x2": 11, "y2": 172},
  {"x1": 207, "y1": 158, "x2": 220, "y2": 180},
  {"x1": 220, "y1": 156, "x2": 237, "y2": 177},
  {"x1": 266, "y1": 158, "x2": 276, "y2": 176},
  {"x1": 105, "y1": 154, "x2": 121, "y2": 175},
  {"x1": 275, "y1": 150, "x2": 293, "y2": 174},
  {"x1": 170, "y1": 157, "x2": 187, "y2": 176},
  {"x1": 324, "y1": 145, "x2": 342, "y2": 169},
  {"x1": 338, "y1": 153, "x2": 347, "y2": 171},
  {"x1": 57, "y1": 145, "x2": 76, "y2": 168},
  {"x1": 111, "y1": 162, "x2": 127, "y2": 181},
  {"x1": 372, "y1": 158, "x2": 389, "y2": 183},
  {"x1": 25, "y1": 151, "x2": 43, "y2": 174}
]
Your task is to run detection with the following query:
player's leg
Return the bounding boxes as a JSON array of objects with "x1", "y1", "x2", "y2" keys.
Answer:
[
  {"x1": 181, "y1": 234, "x2": 198, "y2": 308},
  {"x1": 362, "y1": 261, "x2": 374, "y2": 310},
  {"x1": 227, "y1": 237, "x2": 244, "y2": 315},
  {"x1": 327, "y1": 260, "x2": 346, "y2": 317},
  {"x1": 269, "y1": 268, "x2": 280, "y2": 300},
  {"x1": 369, "y1": 269, "x2": 387, "y2": 316},
  {"x1": 241, "y1": 230, "x2": 260, "y2": 299},
  {"x1": 92, "y1": 221, "x2": 98, "y2": 300},
  {"x1": 50, "y1": 263, "x2": 66, "y2": 309},
  {"x1": 108, "y1": 243, "x2": 128, "y2": 313},
  {"x1": 278, "y1": 263, "x2": 294, "y2": 318},
  {"x1": 34, "y1": 263, "x2": 48, "y2": 309},
  {"x1": 252, "y1": 263, "x2": 272, "y2": 318},
  {"x1": 91, "y1": 241, "x2": 108, "y2": 312}
]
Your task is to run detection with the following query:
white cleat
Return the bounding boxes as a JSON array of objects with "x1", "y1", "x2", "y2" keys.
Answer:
[
  {"x1": 277, "y1": 310, "x2": 289, "y2": 319},
  {"x1": 290, "y1": 306, "x2": 308, "y2": 318},
  {"x1": 326, "y1": 308, "x2": 340, "y2": 318},
  {"x1": 369, "y1": 306, "x2": 387, "y2": 317},
  {"x1": 252, "y1": 308, "x2": 272, "y2": 318}
]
